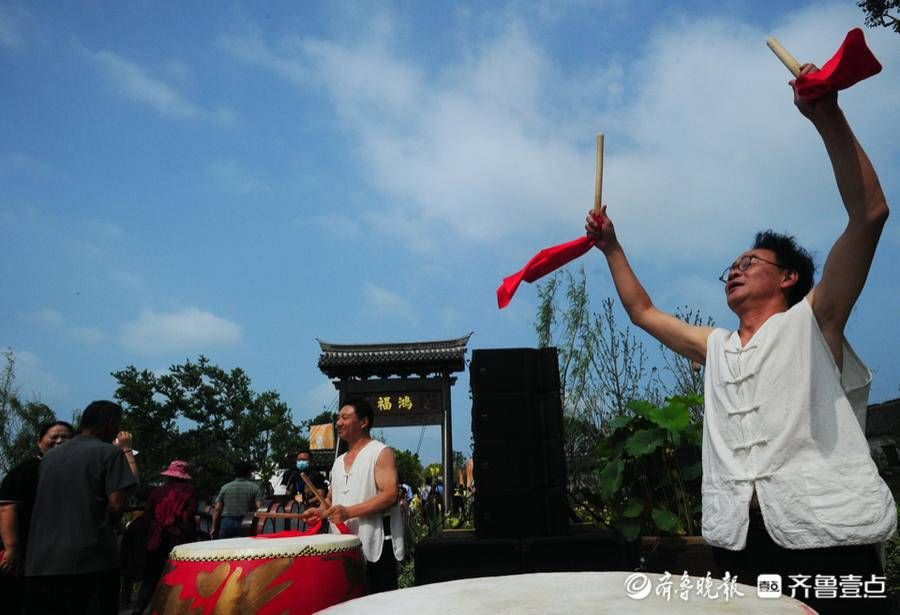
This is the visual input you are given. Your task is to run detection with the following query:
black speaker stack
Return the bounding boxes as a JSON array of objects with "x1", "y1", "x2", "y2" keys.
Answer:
[
  {"x1": 470, "y1": 347, "x2": 568, "y2": 538},
  {"x1": 413, "y1": 347, "x2": 629, "y2": 586}
]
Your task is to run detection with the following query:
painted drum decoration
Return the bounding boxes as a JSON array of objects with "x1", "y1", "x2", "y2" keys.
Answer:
[{"x1": 150, "y1": 534, "x2": 366, "y2": 615}]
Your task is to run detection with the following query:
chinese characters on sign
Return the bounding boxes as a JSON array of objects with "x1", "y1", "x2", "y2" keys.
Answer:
[
  {"x1": 370, "y1": 391, "x2": 441, "y2": 415},
  {"x1": 375, "y1": 394, "x2": 415, "y2": 411},
  {"x1": 349, "y1": 386, "x2": 445, "y2": 427}
]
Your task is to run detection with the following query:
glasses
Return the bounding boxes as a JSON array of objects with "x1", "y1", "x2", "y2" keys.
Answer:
[{"x1": 719, "y1": 255, "x2": 785, "y2": 283}]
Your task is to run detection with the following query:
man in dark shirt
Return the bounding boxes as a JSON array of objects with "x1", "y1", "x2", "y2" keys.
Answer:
[{"x1": 25, "y1": 400, "x2": 136, "y2": 615}]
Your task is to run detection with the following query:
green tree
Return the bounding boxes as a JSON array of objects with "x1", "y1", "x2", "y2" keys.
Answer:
[
  {"x1": 304, "y1": 410, "x2": 336, "y2": 429},
  {"x1": 394, "y1": 449, "x2": 424, "y2": 490},
  {"x1": 534, "y1": 269, "x2": 711, "y2": 495},
  {"x1": 112, "y1": 356, "x2": 303, "y2": 497},
  {"x1": 859, "y1": 0, "x2": 900, "y2": 33},
  {"x1": 0, "y1": 350, "x2": 58, "y2": 474},
  {"x1": 536, "y1": 268, "x2": 656, "y2": 432}
]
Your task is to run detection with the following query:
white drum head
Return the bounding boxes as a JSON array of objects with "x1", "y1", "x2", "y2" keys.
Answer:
[
  {"x1": 319, "y1": 571, "x2": 814, "y2": 614},
  {"x1": 170, "y1": 534, "x2": 361, "y2": 561}
]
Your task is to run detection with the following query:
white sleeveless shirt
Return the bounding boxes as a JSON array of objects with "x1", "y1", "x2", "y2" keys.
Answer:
[
  {"x1": 330, "y1": 439, "x2": 405, "y2": 562},
  {"x1": 702, "y1": 298, "x2": 896, "y2": 550}
]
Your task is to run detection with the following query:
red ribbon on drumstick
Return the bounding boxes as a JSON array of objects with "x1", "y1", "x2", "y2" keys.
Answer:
[
  {"x1": 497, "y1": 28, "x2": 881, "y2": 309},
  {"x1": 496, "y1": 134, "x2": 603, "y2": 309},
  {"x1": 767, "y1": 28, "x2": 881, "y2": 99}
]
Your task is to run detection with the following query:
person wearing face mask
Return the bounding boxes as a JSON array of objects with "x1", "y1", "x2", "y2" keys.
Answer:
[
  {"x1": 0, "y1": 419, "x2": 74, "y2": 613},
  {"x1": 283, "y1": 450, "x2": 313, "y2": 502}
]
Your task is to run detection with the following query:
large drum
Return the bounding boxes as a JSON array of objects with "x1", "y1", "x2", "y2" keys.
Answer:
[
  {"x1": 150, "y1": 534, "x2": 365, "y2": 615},
  {"x1": 319, "y1": 571, "x2": 816, "y2": 614}
]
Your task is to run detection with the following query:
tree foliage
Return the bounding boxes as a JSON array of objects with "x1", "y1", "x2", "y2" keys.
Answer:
[
  {"x1": 394, "y1": 449, "x2": 424, "y2": 489},
  {"x1": 112, "y1": 356, "x2": 304, "y2": 497},
  {"x1": 0, "y1": 350, "x2": 59, "y2": 474},
  {"x1": 533, "y1": 269, "x2": 711, "y2": 500},
  {"x1": 859, "y1": 0, "x2": 900, "y2": 33},
  {"x1": 535, "y1": 268, "x2": 658, "y2": 430},
  {"x1": 591, "y1": 396, "x2": 703, "y2": 540}
]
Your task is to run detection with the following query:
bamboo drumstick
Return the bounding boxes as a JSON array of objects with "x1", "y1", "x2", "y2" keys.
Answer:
[
  {"x1": 593, "y1": 133, "x2": 604, "y2": 213},
  {"x1": 766, "y1": 37, "x2": 801, "y2": 77}
]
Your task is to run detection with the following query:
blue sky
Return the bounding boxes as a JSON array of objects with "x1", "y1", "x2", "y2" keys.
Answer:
[{"x1": 2, "y1": 1, "x2": 898, "y2": 465}]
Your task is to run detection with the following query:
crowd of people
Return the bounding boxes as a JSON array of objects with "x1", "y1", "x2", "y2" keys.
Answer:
[{"x1": 0, "y1": 396, "x2": 448, "y2": 614}]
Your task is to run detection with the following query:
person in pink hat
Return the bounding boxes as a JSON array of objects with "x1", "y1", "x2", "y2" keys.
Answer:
[{"x1": 131, "y1": 460, "x2": 198, "y2": 615}]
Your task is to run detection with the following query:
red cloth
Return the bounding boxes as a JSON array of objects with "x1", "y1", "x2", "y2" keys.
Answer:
[
  {"x1": 253, "y1": 520, "x2": 351, "y2": 538},
  {"x1": 497, "y1": 30, "x2": 884, "y2": 309},
  {"x1": 497, "y1": 236, "x2": 594, "y2": 308},
  {"x1": 795, "y1": 28, "x2": 881, "y2": 101}
]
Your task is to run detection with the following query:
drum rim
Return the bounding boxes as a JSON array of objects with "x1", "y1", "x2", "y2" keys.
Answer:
[{"x1": 170, "y1": 536, "x2": 362, "y2": 562}]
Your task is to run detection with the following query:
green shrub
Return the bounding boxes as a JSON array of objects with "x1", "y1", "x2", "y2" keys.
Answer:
[{"x1": 587, "y1": 395, "x2": 703, "y2": 541}]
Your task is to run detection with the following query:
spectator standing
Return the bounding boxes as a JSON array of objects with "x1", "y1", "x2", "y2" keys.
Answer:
[
  {"x1": 0, "y1": 420, "x2": 74, "y2": 614},
  {"x1": 210, "y1": 461, "x2": 263, "y2": 539},
  {"x1": 283, "y1": 450, "x2": 313, "y2": 501},
  {"x1": 25, "y1": 401, "x2": 137, "y2": 615},
  {"x1": 131, "y1": 460, "x2": 198, "y2": 615}
]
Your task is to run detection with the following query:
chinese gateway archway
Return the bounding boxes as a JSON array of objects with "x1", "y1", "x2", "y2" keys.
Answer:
[{"x1": 317, "y1": 334, "x2": 471, "y2": 513}]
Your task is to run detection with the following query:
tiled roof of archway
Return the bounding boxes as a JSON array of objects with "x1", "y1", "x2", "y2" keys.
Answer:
[{"x1": 317, "y1": 334, "x2": 471, "y2": 378}]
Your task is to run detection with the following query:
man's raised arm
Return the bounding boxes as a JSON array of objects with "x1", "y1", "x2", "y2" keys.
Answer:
[
  {"x1": 586, "y1": 206, "x2": 713, "y2": 363},
  {"x1": 796, "y1": 64, "x2": 889, "y2": 366}
]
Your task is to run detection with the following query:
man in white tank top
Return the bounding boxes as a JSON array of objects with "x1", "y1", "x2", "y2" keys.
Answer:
[
  {"x1": 585, "y1": 60, "x2": 893, "y2": 614},
  {"x1": 302, "y1": 398, "x2": 405, "y2": 593}
]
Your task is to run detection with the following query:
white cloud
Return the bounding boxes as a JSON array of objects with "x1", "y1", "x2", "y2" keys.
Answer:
[
  {"x1": 6, "y1": 349, "x2": 67, "y2": 401},
  {"x1": 311, "y1": 212, "x2": 363, "y2": 239},
  {"x1": 68, "y1": 326, "x2": 107, "y2": 345},
  {"x1": 108, "y1": 269, "x2": 144, "y2": 293},
  {"x1": 225, "y1": 5, "x2": 899, "y2": 268},
  {"x1": 24, "y1": 308, "x2": 108, "y2": 345},
  {"x1": 27, "y1": 308, "x2": 64, "y2": 327},
  {"x1": 85, "y1": 49, "x2": 234, "y2": 123},
  {"x1": 121, "y1": 308, "x2": 242, "y2": 355},
  {"x1": 226, "y1": 22, "x2": 592, "y2": 247},
  {"x1": 219, "y1": 31, "x2": 309, "y2": 87},
  {"x1": 363, "y1": 282, "x2": 416, "y2": 322},
  {"x1": 207, "y1": 160, "x2": 271, "y2": 195}
]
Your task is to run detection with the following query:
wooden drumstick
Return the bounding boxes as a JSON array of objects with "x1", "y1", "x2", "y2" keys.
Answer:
[
  {"x1": 300, "y1": 472, "x2": 331, "y2": 508},
  {"x1": 766, "y1": 37, "x2": 801, "y2": 77},
  {"x1": 593, "y1": 133, "x2": 604, "y2": 213}
]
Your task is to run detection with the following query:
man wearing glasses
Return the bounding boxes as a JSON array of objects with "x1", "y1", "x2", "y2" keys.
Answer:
[{"x1": 586, "y1": 63, "x2": 892, "y2": 614}]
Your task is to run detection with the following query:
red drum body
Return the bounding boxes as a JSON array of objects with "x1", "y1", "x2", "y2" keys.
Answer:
[{"x1": 150, "y1": 534, "x2": 365, "y2": 615}]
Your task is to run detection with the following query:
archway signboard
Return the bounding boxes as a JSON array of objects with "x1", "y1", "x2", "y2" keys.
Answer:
[{"x1": 317, "y1": 334, "x2": 471, "y2": 513}]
